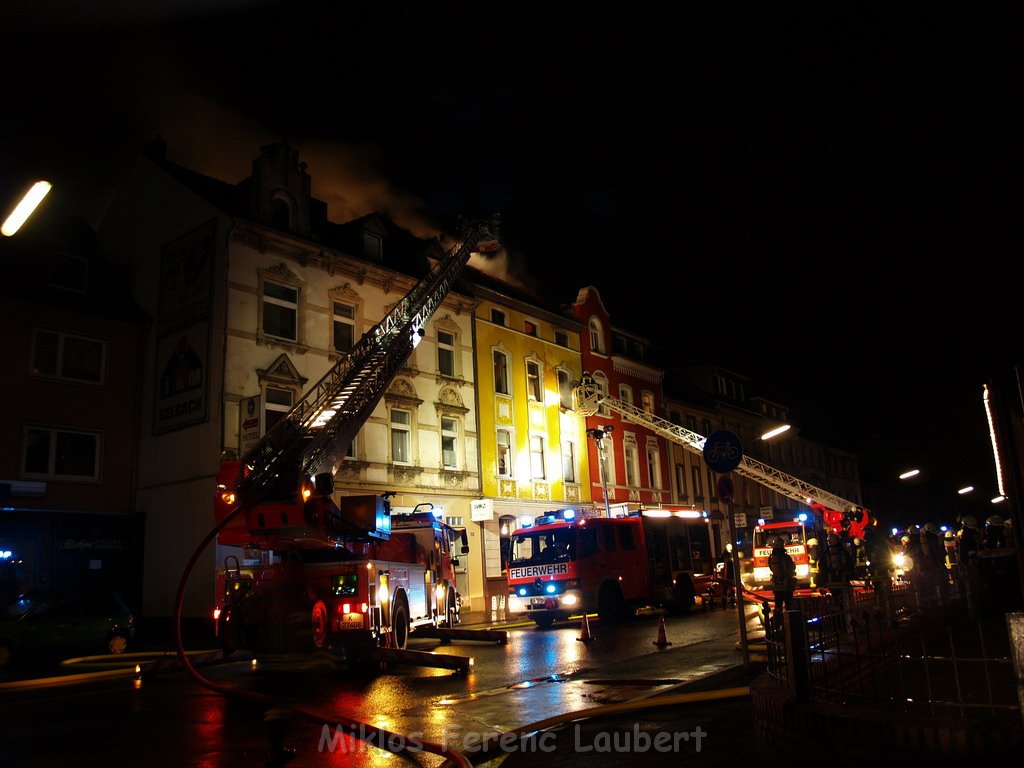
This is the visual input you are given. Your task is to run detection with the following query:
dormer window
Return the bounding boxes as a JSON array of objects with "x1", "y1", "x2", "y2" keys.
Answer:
[
  {"x1": 270, "y1": 195, "x2": 292, "y2": 229},
  {"x1": 363, "y1": 232, "x2": 382, "y2": 261}
]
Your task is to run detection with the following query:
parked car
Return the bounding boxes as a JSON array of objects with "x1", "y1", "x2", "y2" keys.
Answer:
[{"x1": 0, "y1": 588, "x2": 135, "y2": 668}]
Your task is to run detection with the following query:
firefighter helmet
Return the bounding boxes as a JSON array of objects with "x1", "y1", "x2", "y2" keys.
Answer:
[
  {"x1": 961, "y1": 515, "x2": 977, "y2": 529},
  {"x1": 986, "y1": 515, "x2": 1004, "y2": 528},
  {"x1": 922, "y1": 522, "x2": 938, "y2": 534},
  {"x1": 770, "y1": 536, "x2": 785, "y2": 548},
  {"x1": 807, "y1": 537, "x2": 818, "y2": 547}
]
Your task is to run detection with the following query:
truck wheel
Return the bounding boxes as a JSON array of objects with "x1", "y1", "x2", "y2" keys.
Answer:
[
  {"x1": 391, "y1": 599, "x2": 410, "y2": 649},
  {"x1": 443, "y1": 588, "x2": 459, "y2": 628},
  {"x1": 310, "y1": 600, "x2": 328, "y2": 649},
  {"x1": 597, "y1": 582, "x2": 626, "y2": 623},
  {"x1": 533, "y1": 615, "x2": 555, "y2": 629}
]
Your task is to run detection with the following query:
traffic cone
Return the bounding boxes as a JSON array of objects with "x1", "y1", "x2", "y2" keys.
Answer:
[
  {"x1": 653, "y1": 615, "x2": 672, "y2": 647},
  {"x1": 576, "y1": 613, "x2": 595, "y2": 643}
]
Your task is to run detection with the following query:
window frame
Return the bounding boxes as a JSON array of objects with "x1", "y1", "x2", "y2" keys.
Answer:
[
  {"x1": 493, "y1": 349, "x2": 510, "y2": 396},
  {"x1": 526, "y1": 359, "x2": 542, "y2": 401},
  {"x1": 562, "y1": 440, "x2": 577, "y2": 484},
  {"x1": 530, "y1": 435, "x2": 546, "y2": 480},
  {"x1": 30, "y1": 328, "x2": 107, "y2": 386},
  {"x1": 496, "y1": 429, "x2": 513, "y2": 477},
  {"x1": 331, "y1": 300, "x2": 356, "y2": 354},
  {"x1": 390, "y1": 407, "x2": 413, "y2": 465},
  {"x1": 22, "y1": 425, "x2": 102, "y2": 482},
  {"x1": 437, "y1": 330, "x2": 456, "y2": 378},
  {"x1": 260, "y1": 278, "x2": 299, "y2": 342},
  {"x1": 441, "y1": 416, "x2": 459, "y2": 469}
]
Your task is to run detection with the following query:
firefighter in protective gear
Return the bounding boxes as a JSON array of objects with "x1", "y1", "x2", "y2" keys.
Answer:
[
  {"x1": 806, "y1": 537, "x2": 821, "y2": 588},
  {"x1": 919, "y1": 522, "x2": 947, "y2": 603},
  {"x1": 767, "y1": 536, "x2": 797, "y2": 621}
]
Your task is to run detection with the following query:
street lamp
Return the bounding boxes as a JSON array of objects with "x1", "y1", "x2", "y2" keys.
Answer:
[
  {"x1": 2, "y1": 180, "x2": 52, "y2": 236},
  {"x1": 759, "y1": 423, "x2": 791, "y2": 440},
  {"x1": 899, "y1": 469, "x2": 920, "y2": 480},
  {"x1": 586, "y1": 425, "x2": 614, "y2": 517}
]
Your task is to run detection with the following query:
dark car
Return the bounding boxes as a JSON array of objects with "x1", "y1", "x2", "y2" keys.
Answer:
[{"x1": 0, "y1": 588, "x2": 135, "y2": 668}]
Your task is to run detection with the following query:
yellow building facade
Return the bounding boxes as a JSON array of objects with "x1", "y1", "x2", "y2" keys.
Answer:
[{"x1": 467, "y1": 281, "x2": 592, "y2": 614}]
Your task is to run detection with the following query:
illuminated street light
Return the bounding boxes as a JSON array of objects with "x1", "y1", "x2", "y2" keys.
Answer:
[
  {"x1": 991, "y1": 495, "x2": 1007, "y2": 505},
  {"x1": 760, "y1": 424, "x2": 791, "y2": 440},
  {"x1": 2, "y1": 180, "x2": 52, "y2": 236},
  {"x1": 899, "y1": 469, "x2": 920, "y2": 480},
  {"x1": 957, "y1": 486, "x2": 974, "y2": 495}
]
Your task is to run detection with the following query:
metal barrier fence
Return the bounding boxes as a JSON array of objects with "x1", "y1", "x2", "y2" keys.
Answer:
[{"x1": 763, "y1": 572, "x2": 1021, "y2": 722}]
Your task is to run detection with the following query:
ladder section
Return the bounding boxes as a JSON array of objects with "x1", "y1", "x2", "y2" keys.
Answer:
[
  {"x1": 237, "y1": 216, "x2": 500, "y2": 502},
  {"x1": 572, "y1": 376, "x2": 861, "y2": 517}
]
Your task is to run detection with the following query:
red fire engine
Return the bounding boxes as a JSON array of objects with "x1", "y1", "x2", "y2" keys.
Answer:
[
  {"x1": 571, "y1": 376, "x2": 873, "y2": 597},
  {"x1": 506, "y1": 508, "x2": 700, "y2": 627},
  {"x1": 211, "y1": 217, "x2": 498, "y2": 660}
]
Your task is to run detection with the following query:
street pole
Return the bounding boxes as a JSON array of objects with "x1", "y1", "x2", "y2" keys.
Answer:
[
  {"x1": 727, "y1": 499, "x2": 751, "y2": 665},
  {"x1": 588, "y1": 427, "x2": 614, "y2": 518}
]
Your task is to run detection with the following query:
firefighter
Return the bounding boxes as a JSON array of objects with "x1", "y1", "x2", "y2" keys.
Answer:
[
  {"x1": 956, "y1": 515, "x2": 982, "y2": 607},
  {"x1": 715, "y1": 543, "x2": 737, "y2": 607},
  {"x1": 806, "y1": 537, "x2": 821, "y2": 588},
  {"x1": 984, "y1": 515, "x2": 1006, "y2": 549},
  {"x1": 767, "y1": 536, "x2": 797, "y2": 624},
  {"x1": 920, "y1": 522, "x2": 947, "y2": 603}
]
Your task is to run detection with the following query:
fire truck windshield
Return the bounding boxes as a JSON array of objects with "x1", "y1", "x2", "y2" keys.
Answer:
[
  {"x1": 510, "y1": 528, "x2": 574, "y2": 565},
  {"x1": 754, "y1": 525, "x2": 805, "y2": 549}
]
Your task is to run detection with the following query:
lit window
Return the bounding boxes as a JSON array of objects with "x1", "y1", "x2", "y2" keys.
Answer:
[
  {"x1": 23, "y1": 426, "x2": 101, "y2": 481},
  {"x1": 619, "y1": 385, "x2": 633, "y2": 406},
  {"x1": 530, "y1": 436, "x2": 546, "y2": 479},
  {"x1": 562, "y1": 441, "x2": 577, "y2": 483},
  {"x1": 264, "y1": 386, "x2": 294, "y2": 433},
  {"x1": 641, "y1": 391, "x2": 655, "y2": 415},
  {"x1": 441, "y1": 417, "x2": 458, "y2": 469},
  {"x1": 647, "y1": 446, "x2": 661, "y2": 489},
  {"x1": 497, "y1": 430, "x2": 512, "y2": 477},
  {"x1": 262, "y1": 281, "x2": 298, "y2": 341},
  {"x1": 332, "y1": 301, "x2": 355, "y2": 353},
  {"x1": 557, "y1": 369, "x2": 572, "y2": 409},
  {"x1": 592, "y1": 372, "x2": 610, "y2": 416},
  {"x1": 438, "y1": 331, "x2": 456, "y2": 377},
  {"x1": 526, "y1": 360, "x2": 542, "y2": 401},
  {"x1": 31, "y1": 328, "x2": 106, "y2": 384},
  {"x1": 524, "y1": 320, "x2": 537, "y2": 337},
  {"x1": 493, "y1": 350, "x2": 510, "y2": 395},
  {"x1": 625, "y1": 444, "x2": 639, "y2": 487},
  {"x1": 391, "y1": 409, "x2": 412, "y2": 464}
]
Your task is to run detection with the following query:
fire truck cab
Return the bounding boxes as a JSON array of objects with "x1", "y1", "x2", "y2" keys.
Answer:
[
  {"x1": 749, "y1": 518, "x2": 817, "y2": 589},
  {"x1": 506, "y1": 509, "x2": 698, "y2": 627}
]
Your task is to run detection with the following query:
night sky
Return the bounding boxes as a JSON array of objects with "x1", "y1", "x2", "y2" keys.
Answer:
[{"x1": 2, "y1": 2, "x2": 1019, "y2": 509}]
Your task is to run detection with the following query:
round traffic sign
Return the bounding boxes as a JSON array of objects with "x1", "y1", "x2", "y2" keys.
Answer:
[
  {"x1": 703, "y1": 430, "x2": 743, "y2": 473},
  {"x1": 717, "y1": 474, "x2": 734, "y2": 503}
]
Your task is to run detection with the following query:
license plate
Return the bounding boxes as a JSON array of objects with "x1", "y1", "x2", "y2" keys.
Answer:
[{"x1": 531, "y1": 597, "x2": 546, "y2": 606}]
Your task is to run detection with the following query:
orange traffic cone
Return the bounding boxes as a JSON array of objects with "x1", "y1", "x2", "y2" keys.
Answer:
[
  {"x1": 653, "y1": 615, "x2": 672, "y2": 647},
  {"x1": 577, "y1": 613, "x2": 595, "y2": 643}
]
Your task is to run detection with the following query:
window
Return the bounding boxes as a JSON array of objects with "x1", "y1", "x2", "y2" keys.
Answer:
[
  {"x1": 262, "y1": 281, "x2": 298, "y2": 341},
  {"x1": 619, "y1": 385, "x2": 633, "y2": 406},
  {"x1": 598, "y1": 435, "x2": 615, "y2": 485},
  {"x1": 493, "y1": 350, "x2": 510, "y2": 395},
  {"x1": 390, "y1": 408, "x2": 412, "y2": 464},
  {"x1": 526, "y1": 360, "x2": 542, "y2": 401},
  {"x1": 490, "y1": 308, "x2": 507, "y2": 326},
  {"x1": 344, "y1": 435, "x2": 356, "y2": 459},
  {"x1": 612, "y1": 334, "x2": 627, "y2": 355},
  {"x1": 23, "y1": 426, "x2": 101, "y2": 481},
  {"x1": 647, "y1": 446, "x2": 661, "y2": 489},
  {"x1": 562, "y1": 441, "x2": 577, "y2": 483},
  {"x1": 691, "y1": 466, "x2": 703, "y2": 498},
  {"x1": 641, "y1": 391, "x2": 655, "y2": 415},
  {"x1": 592, "y1": 371, "x2": 610, "y2": 416},
  {"x1": 530, "y1": 436, "x2": 546, "y2": 479},
  {"x1": 554, "y1": 330, "x2": 568, "y2": 347},
  {"x1": 437, "y1": 331, "x2": 456, "y2": 377},
  {"x1": 602, "y1": 526, "x2": 617, "y2": 551},
  {"x1": 441, "y1": 417, "x2": 458, "y2": 469},
  {"x1": 332, "y1": 301, "x2": 355, "y2": 353},
  {"x1": 619, "y1": 526, "x2": 636, "y2": 551},
  {"x1": 588, "y1": 317, "x2": 605, "y2": 353},
  {"x1": 31, "y1": 329, "x2": 106, "y2": 384},
  {"x1": 624, "y1": 444, "x2": 639, "y2": 487},
  {"x1": 363, "y1": 232, "x2": 382, "y2": 261},
  {"x1": 675, "y1": 463, "x2": 687, "y2": 497},
  {"x1": 557, "y1": 369, "x2": 572, "y2": 409},
  {"x1": 270, "y1": 196, "x2": 292, "y2": 229},
  {"x1": 524, "y1": 320, "x2": 537, "y2": 337},
  {"x1": 264, "y1": 386, "x2": 294, "y2": 433},
  {"x1": 496, "y1": 429, "x2": 512, "y2": 477}
]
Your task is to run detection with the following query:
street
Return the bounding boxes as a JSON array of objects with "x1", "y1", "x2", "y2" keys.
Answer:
[{"x1": 0, "y1": 606, "x2": 760, "y2": 767}]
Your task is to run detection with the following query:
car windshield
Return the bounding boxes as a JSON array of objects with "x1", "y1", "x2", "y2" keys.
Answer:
[
  {"x1": 1, "y1": 594, "x2": 44, "y2": 619},
  {"x1": 510, "y1": 528, "x2": 575, "y2": 565}
]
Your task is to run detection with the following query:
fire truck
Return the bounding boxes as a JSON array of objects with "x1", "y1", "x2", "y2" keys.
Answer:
[
  {"x1": 570, "y1": 375, "x2": 873, "y2": 594},
  {"x1": 506, "y1": 508, "x2": 700, "y2": 627},
  {"x1": 211, "y1": 217, "x2": 498, "y2": 659}
]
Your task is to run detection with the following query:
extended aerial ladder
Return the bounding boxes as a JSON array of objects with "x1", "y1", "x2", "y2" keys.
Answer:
[
  {"x1": 215, "y1": 216, "x2": 501, "y2": 547},
  {"x1": 572, "y1": 375, "x2": 871, "y2": 539}
]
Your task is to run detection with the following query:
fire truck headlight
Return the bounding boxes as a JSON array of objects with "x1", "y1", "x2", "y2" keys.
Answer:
[
  {"x1": 753, "y1": 566, "x2": 771, "y2": 582},
  {"x1": 545, "y1": 584, "x2": 557, "y2": 594},
  {"x1": 213, "y1": 608, "x2": 221, "y2": 621},
  {"x1": 796, "y1": 564, "x2": 810, "y2": 578},
  {"x1": 893, "y1": 553, "x2": 906, "y2": 569},
  {"x1": 508, "y1": 596, "x2": 524, "y2": 612},
  {"x1": 561, "y1": 594, "x2": 579, "y2": 606}
]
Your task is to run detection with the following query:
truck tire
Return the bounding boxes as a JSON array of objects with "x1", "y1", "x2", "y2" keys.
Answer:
[
  {"x1": 443, "y1": 587, "x2": 459, "y2": 628},
  {"x1": 310, "y1": 600, "x2": 328, "y2": 649},
  {"x1": 533, "y1": 615, "x2": 555, "y2": 628},
  {"x1": 597, "y1": 582, "x2": 627, "y2": 623},
  {"x1": 390, "y1": 598, "x2": 410, "y2": 650}
]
